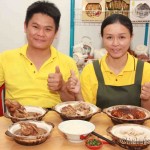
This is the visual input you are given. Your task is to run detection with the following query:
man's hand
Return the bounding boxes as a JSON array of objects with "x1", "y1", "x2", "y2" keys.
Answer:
[
  {"x1": 66, "y1": 70, "x2": 80, "y2": 94},
  {"x1": 47, "y1": 66, "x2": 64, "y2": 91}
]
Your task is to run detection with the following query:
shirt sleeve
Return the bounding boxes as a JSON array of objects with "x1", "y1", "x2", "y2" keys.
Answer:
[
  {"x1": 0, "y1": 54, "x2": 5, "y2": 86},
  {"x1": 142, "y1": 62, "x2": 150, "y2": 84},
  {"x1": 80, "y1": 63, "x2": 97, "y2": 104}
]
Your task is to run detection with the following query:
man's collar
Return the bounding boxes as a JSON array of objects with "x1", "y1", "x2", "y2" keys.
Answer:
[{"x1": 19, "y1": 44, "x2": 57, "y2": 60}]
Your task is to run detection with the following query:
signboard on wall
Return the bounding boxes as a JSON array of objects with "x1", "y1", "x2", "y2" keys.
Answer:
[
  {"x1": 82, "y1": 0, "x2": 150, "y2": 23},
  {"x1": 82, "y1": 0, "x2": 105, "y2": 21},
  {"x1": 82, "y1": 0, "x2": 130, "y2": 22},
  {"x1": 130, "y1": 0, "x2": 150, "y2": 23},
  {"x1": 105, "y1": 0, "x2": 130, "y2": 17}
]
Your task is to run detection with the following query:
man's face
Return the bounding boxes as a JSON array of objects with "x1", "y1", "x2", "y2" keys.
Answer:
[{"x1": 24, "y1": 13, "x2": 57, "y2": 50}]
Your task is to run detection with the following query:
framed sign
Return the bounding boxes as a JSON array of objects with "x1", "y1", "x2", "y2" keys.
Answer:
[
  {"x1": 105, "y1": 0, "x2": 130, "y2": 17},
  {"x1": 130, "y1": 0, "x2": 150, "y2": 22},
  {"x1": 82, "y1": 0, "x2": 105, "y2": 22}
]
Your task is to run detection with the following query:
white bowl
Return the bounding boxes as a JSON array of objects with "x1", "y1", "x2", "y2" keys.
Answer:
[{"x1": 58, "y1": 120, "x2": 95, "y2": 143}]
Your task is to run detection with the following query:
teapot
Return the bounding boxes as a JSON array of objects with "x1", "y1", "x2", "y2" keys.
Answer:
[
  {"x1": 81, "y1": 36, "x2": 94, "y2": 56},
  {"x1": 134, "y1": 44, "x2": 148, "y2": 56},
  {"x1": 73, "y1": 52, "x2": 88, "y2": 66}
]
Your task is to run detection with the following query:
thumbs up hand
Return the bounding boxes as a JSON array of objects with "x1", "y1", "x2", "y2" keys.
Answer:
[
  {"x1": 48, "y1": 66, "x2": 64, "y2": 91},
  {"x1": 140, "y1": 82, "x2": 150, "y2": 101},
  {"x1": 66, "y1": 70, "x2": 80, "y2": 94},
  {"x1": 140, "y1": 82, "x2": 150, "y2": 111}
]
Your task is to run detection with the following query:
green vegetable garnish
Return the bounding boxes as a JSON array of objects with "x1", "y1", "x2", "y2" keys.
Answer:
[{"x1": 86, "y1": 139, "x2": 101, "y2": 146}]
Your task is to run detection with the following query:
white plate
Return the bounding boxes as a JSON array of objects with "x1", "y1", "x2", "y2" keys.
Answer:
[
  {"x1": 107, "y1": 123, "x2": 150, "y2": 149},
  {"x1": 108, "y1": 123, "x2": 150, "y2": 143}
]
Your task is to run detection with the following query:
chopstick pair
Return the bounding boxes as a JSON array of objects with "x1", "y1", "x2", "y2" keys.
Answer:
[{"x1": 91, "y1": 131, "x2": 116, "y2": 146}]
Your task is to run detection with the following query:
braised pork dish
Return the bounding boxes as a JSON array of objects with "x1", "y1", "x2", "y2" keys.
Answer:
[
  {"x1": 15, "y1": 122, "x2": 47, "y2": 136},
  {"x1": 61, "y1": 102, "x2": 91, "y2": 117},
  {"x1": 5, "y1": 100, "x2": 41, "y2": 118},
  {"x1": 111, "y1": 107, "x2": 146, "y2": 119},
  {"x1": 53, "y1": 101, "x2": 101, "y2": 120},
  {"x1": 104, "y1": 105, "x2": 150, "y2": 124}
]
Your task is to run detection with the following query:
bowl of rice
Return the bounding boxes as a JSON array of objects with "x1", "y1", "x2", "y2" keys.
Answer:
[{"x1": 58, "y1": 120, "x2": 95, "y2": 143}]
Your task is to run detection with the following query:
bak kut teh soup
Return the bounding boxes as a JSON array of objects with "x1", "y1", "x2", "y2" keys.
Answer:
[
  {"x1": 14, "y1": 128, "x2": 47, "y2": 136},
  {"x1": 14, "y1": 122, "x2": 47, "y2": 136}
]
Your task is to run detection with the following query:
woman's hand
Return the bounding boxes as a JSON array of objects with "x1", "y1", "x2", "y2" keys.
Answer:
[
  {"x1": 141, "y1": 82, "x2": 150, "y2": 111},
  {"x1": 140, "y1": 82, "x2": 150, "y2": 101}
]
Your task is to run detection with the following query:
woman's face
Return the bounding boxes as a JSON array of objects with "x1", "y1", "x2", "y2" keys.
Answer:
[{"x1": 102, "y1": 22, "x2": 132, "y2": 59}]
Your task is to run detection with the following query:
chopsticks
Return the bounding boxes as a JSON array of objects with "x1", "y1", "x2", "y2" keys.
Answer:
[{"x1": 91, "y1": 131, "x2": 116, "y2": 146}]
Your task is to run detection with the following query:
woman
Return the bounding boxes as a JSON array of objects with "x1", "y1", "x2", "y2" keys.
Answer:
[{"x1": 68, "y1": 14, "x2": 150, "y2": 110}]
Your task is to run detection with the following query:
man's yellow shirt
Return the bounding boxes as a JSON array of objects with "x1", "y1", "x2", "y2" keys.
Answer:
[{"x1": 0, "y1": 44, "x2": 79, "y2": 108}]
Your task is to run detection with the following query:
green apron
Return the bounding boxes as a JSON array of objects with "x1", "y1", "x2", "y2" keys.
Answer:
[{"x1": 93, "y1": 59, "x2": 144, "y2": 109}]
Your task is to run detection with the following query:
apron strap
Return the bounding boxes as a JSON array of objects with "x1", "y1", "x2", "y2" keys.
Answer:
[
  {"x1": 93, "y1": 60, "x2": 104, "y2": 84},
  {"x1": 134, "y1": 60, "x2": 144, "y2": 84}
]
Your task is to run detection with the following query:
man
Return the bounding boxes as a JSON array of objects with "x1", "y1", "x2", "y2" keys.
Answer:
[{"x1": 0, "y1": 1, "x2": 79, "y2": 108}]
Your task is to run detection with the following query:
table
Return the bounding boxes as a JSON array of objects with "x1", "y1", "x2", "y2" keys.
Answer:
[{"x1": 0, "y1": 111, "x2": 150, "y2": 150}]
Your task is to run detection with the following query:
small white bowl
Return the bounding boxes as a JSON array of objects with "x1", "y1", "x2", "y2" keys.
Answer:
[{"x1": 58, "y1": 120, "x2": 95, "y2": 143}]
